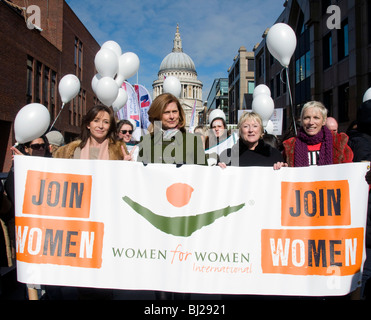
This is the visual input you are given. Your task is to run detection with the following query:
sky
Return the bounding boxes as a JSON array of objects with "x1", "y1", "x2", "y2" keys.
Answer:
[{"x1": 65, "y1": 0, "x2": 285, "y2": 102}]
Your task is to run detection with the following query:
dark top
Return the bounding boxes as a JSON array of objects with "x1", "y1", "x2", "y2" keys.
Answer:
[{"x1": 219, "y1": 139, "x2": 284, "y2": 167}]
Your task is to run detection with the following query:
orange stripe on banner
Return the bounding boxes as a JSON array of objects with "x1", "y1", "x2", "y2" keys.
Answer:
[
  {"x1": 281, "y1": 180, "x2": 351, "y2": 226},
  {"x1": 261, "y1": 228, "x2": 363, "y2": 276},
  {"x1": 23, "y1": 170, "x2": 92, "y2": 219},
  {"x1": 16, "y1": 217, "x2": 103, "y2": 269}
]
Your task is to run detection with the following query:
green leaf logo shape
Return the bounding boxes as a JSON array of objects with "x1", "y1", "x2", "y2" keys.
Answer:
[{"x1": 123, "y1": 196, "x2": 245, "y2": 237}]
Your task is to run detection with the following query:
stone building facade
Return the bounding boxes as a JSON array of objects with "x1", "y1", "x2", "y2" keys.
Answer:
[{"x1": 152, "y1": 25, "x2": 203, "y2": 128}]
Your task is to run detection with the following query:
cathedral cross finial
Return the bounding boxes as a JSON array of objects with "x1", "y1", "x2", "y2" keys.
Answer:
[{"x1": 173, "y1": 24, "x2": 183, "y2": 53}]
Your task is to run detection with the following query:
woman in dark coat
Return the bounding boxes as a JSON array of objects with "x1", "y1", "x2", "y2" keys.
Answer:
[{"x1": 218, "y1": 111, "x2": 284, "y2": 168}]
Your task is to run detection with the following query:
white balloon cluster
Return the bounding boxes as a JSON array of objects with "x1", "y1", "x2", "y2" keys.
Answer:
[
  {"x1": 252, "y1": 84, "x2": 274, "y2": 133},
  {"x1": 14, "y1": 73, "x2": 82, "y2": 143},
  {"x1": 92, "y1": 40, "x2": 140, "y2": 111}
]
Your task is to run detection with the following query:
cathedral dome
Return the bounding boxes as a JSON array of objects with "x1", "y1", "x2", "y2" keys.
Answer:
[
  {"x1": 159, "y1": 52, "x2": 196, "y2": 73},
  {"x1": 158, "y1": 25, "x2": 197, "y2": 75}
]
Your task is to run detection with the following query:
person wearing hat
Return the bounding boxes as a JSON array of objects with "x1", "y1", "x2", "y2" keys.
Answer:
[
  {"x1": 207, "y1": 109, "x2": 230, "y2": 149},
  {"x1": 45, "y1": 130, "x2": 65, "y2": 157},
  {"x1": 348, "y1": 99, "x2": 371, "y2": 299}
]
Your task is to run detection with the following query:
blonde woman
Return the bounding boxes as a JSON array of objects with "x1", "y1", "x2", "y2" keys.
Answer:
[
  {"x1": 218, "y1": 112, "x2": 284, "y2": 168},
  {"x1": 282, "y1": 101, "x2": 353, "y2": 167}
]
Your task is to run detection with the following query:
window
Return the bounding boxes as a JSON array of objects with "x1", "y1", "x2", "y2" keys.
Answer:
[
  {"x1": 276, "y1": 74, "x2": 281, "y2": 97},
  {"x1": 323, "y1": 32, "x2": 333, "y2": 69},
  {"x1": 26, "y1": 56, "x2": 58, "y2": 120},
  {"x1": 248, "y1": 58, "x2": 255, "y2": 72},
  {"x1": 305, "y1": 51, "x2": 311, "y2": 78},
  {"x1": 338, "y1": 83, "x2": 349, "y2": 122},
  {"x1": 35, "y1": 61, "x2": 42, "y2": 102},
  {"x1": 323, "y1": 90, "x2": 333, "y2": 116},
  {"x1": 296, "y1": 51, "x2": 310, "y2": 84},
  {"x1": 258, "y1": 56, "x2": 263, "y2": 78},
  {"x1": 248, "y1": 81, "x2": 255, "y2": 94},
  {"x1": 51, "y1": 71, "x2": 57, "y2": 119},
  {"x1": 338, "y1": 19, "x2": 349, "y2": 60},
  {"x1": 270, "y1": 78, "x2": 275, "y2": 98},
  {"x1": 43, "y1": 66, "x2": 49, "y2": 108},
  {"x1": 74, "y1": 37, "x2": 83, "y2": 80},
  {"x1": 26, "y1": 56, "x2": 33, "y2": 103}
]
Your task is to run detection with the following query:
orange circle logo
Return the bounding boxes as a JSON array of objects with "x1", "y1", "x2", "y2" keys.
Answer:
[{"x1": 166, "y1": 183, "x2": 194, "y2": 208}]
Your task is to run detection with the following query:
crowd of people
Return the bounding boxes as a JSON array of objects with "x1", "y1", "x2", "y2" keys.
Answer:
[{"x1": 0, "y1": 92, "x2": 370, "y2": 300}]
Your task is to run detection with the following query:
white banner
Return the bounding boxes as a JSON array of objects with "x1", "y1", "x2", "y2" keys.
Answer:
[{"x1": 14, "y1": 156, "x2": 369, "y2": 296}]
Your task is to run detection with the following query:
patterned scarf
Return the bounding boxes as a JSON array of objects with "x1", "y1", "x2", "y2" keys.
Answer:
[{"x1": 294, "y1": 126, "x2": 333, "y2": 167}]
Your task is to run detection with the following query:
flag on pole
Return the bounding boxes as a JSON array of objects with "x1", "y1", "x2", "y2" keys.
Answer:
[
  {"x1": 134, "y1": 84, "x2": 152, "y2": 130},
  {"x1": 117, "y1": 81, "x2": 141, "y2": 141},
  {"x1": 188, "y1": 99, "x2": 197, "y2": 133}
]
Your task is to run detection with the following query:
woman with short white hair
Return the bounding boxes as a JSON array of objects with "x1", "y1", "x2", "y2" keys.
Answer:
[
  {"x1": 283, "y1": 101, "x2": 353, "y2": 167},
  {"x1": 218, "y1": 111, "x2": 284, "y2": 168}
]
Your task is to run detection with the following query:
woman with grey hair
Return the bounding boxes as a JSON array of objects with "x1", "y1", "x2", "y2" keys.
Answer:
[{"x1": 283, "y1": 101, "x2": 353, "y2": 167}]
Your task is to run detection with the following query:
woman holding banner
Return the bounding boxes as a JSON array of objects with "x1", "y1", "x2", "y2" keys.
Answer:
[
  {"x1": 54, "y1": 105, "x2": 130, "y2": 161},
  {"x1": 282, "y1": 101, "x2": 353, "y2": 167},
  {"x1": 137, "y1": 93, "x2": 206, "y2": 300},
  {"x1": 218, "y1": 112, "x2": 284, "y2": 168},
  {"x1": 137, "y1": 93, "x2": 207, "y2": 166}
]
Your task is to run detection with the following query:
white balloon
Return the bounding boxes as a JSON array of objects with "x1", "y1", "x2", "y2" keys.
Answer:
[
  {"x1": 101, "y1": 40, "x2": 122, "y2": 58},
  {"x1": 14, "y1": 103, "x2": 50, "y2": 143},
  {"x1": 117, "y1": 52, "x2": 140, "y2": 81},
  {"x1": 252, "y1": 94, "x2": 275, "y2": 126},
  {"x1": 95, "y1": 77, "x2": 119, "y2": 107},
  {"x1": 265, "y1": 120, "x2": 274, "y2": 134},
  {"x1": 163, "y1": 76, "x2": 181, "y2": 98},
  {"x1": 95, "y1": 48, "x2": 119, "y2": 78},
  {"x1": 91, "y1": 73, "x2": 102, "y2": 94},
  {"x1": 253, "y1": 84, "x2": 271, "y2": 99},
  {"x1": 115, "y1": 74, "x2": 125, "y2": 87},
  {"x1": 267, "y1": 23, "x2": 297, "y2": 68},
  {"x1": 112, "y1": 88, "x2": 128, "y2": 112},
  {"x1": 363, "y1": 87, "x2": 371, "y2": 102},
  {"x1": 58, "y1": 74, "x2": 80, "y2": 104}
]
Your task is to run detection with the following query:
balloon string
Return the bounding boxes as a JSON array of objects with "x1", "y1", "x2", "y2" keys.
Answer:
[
  {"x1": 49, "y1": 103, "x2": 65, "y2": 132},
  {"x1": 285, "y1": 68, "x2": 297, "y2": 136}
]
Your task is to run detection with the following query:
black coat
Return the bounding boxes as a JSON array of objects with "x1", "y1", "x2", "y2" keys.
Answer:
[{"x1": 219, "y1": 139, "x2": 284, "y2": 167}]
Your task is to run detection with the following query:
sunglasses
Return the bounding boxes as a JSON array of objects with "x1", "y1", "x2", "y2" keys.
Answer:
[
  {"x1": 30, "y1": 143, "x2": 46, "y2": 150},
  {"x1": 120, "y1": 130, "x2": 133, "y2": 134}
]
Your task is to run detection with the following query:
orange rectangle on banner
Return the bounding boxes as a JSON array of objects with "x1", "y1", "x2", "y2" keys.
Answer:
[
  {"x1": 281, "y1": 180, "x2": 351, "y2": 226},
  {"x1": 15, "y1": 217, "x2": 104, "y2": 269},
  {"x1": 261, "y1": 228, "x2": 364, "y2": 276},
  {"x1": 23, "y1": 170, "x2": 92, "y2": 219}
]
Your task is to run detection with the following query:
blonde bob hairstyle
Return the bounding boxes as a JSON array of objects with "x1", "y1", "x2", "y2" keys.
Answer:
[
  {"x1": 300, "y1": 101, "x2": 328, "y2": 124},
  {"x1": 238, "y1": 111, "x2": 264, "y2": 136},
  {"x1": 147, "y1": 93, "x2": 186, "y2": 132}
]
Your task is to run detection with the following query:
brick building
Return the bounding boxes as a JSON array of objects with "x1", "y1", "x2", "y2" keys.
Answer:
[{"x1": 0, "y1": 0, "x2": 100, "y2": 172}]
